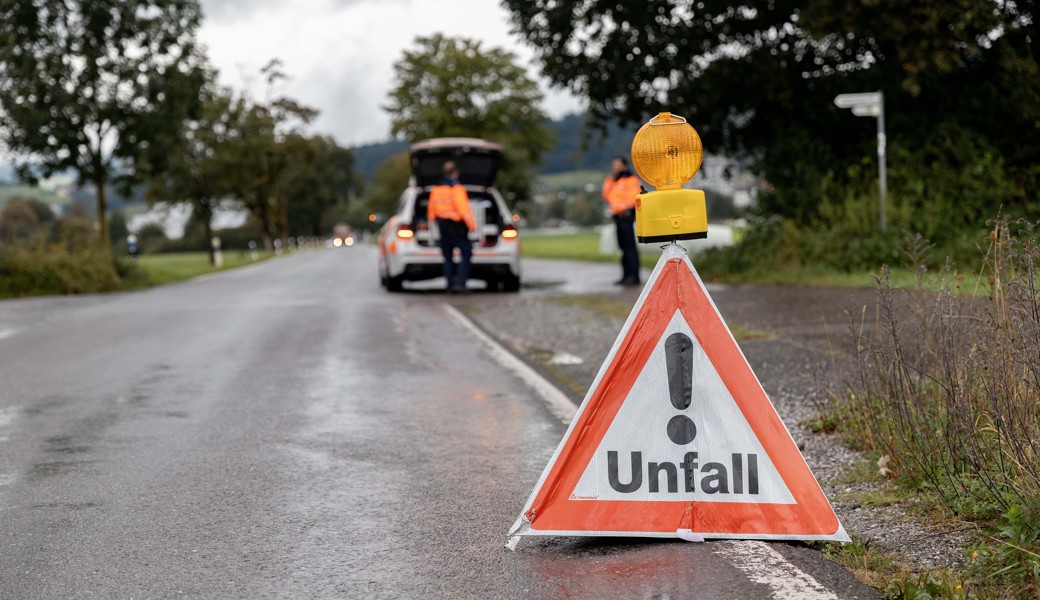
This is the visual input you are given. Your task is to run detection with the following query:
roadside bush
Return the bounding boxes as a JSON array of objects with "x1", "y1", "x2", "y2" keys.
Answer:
[
  {"x1": 835, "y1": 219, "x2": 1040, "y2": 595},
  {"x1": 698, "y1": 215, "x2": 806, "y2": 281},
  {"x1": 0, "y1": 247, "x2": 147, "y2": 297}
]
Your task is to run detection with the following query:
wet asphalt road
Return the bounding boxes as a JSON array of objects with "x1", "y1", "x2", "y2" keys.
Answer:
[{"x1": 0, "y1": 247, "x2": 875, "y2": 599}]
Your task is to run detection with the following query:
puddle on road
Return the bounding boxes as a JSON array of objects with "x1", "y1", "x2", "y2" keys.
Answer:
[
  {"x1": 31, "y1": 501, "x2": 101, "y2": 511},
  {"x1": 0, "y1": 406, "x2": 16, "y2": 428},
  {"x1": 44, "y1": 436, "x2": 93, "y2": 455},
  {"x1": 21, "y1": 397, "x2": 71, "y2": 417},
  {"x1": 522, "y1": 279, "x2": 566, "y2": 290},
  {"x1": 29, "y1": 460, "x2": 99, "y2": 479}
]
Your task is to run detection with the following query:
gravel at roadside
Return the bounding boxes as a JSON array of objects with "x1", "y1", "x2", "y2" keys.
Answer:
[{"x1": 455, "y1": 261, "x2": 973, "y2": 575}]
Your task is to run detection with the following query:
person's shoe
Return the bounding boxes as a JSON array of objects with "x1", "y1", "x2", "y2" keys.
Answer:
[
  {"x1": 613, "y1": 277, "x2": 627, "y2": 285},
  {"x1": 450, "y1": 283, "x2": 469, "y2": 294},
  {"x1": 620, "y1": 277, "x2": 641, "y2": 286}
]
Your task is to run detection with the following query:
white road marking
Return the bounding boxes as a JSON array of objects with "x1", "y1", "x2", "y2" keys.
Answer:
[
  {"x1": 442, "y1": 303, "x2": 576, "y2": 424},
  {"x1": 447, "y1": 302, "x2": 840, "y2": 598},
  {"x1": 0, "y1": 327, "x2": 18, "y2": 341},
  {"x1": 549, "y1": 351, "x2": 583, "y2": 365},
  {"x1": 714, "y1": 541, "x2": 840, "y2": 599}
]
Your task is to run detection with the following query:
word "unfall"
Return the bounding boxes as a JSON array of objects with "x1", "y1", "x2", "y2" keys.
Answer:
[{"x1": 607, "y1": 451, "x2": 759, "y2": 494}]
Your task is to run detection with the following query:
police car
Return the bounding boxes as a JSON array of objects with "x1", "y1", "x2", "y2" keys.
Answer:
[{"x1": 377, "y1": 138, "x2": 521, "y2": 292}]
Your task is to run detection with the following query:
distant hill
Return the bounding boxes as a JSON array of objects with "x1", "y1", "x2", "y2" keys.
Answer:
[
  {"x1": 350, "y1": 113, "x2": 634, "y2": 183},
  {"x1": 540, "y1": 113, "x2": 634, "y2": 175},
  {"x1": 351, "y1": 138, "x2": 408, "y2": 183}
]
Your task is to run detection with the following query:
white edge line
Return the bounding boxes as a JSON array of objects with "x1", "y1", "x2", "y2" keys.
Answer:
[
  {"x1": 442, "y1": 303, "x2": 577, "y2": 425},
  {"x1": 714, "y1": 540, "x2": 840, "y2": 600}
]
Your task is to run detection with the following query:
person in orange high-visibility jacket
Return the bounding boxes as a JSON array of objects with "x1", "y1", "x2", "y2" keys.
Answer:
[
  {"x1": 603, "y1": 156, "x2": 642, "y2": 285},
  {"x1": 428, "y1": 161, "x2": 477, "y2": 293}
]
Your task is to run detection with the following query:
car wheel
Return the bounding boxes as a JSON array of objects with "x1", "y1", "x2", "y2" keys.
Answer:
[
  {"x1": 502, "y1": 274, "x2": 520, "y2": 292},
  {"x1": 387, "y1": 274, "x2": 404, "y2": 292}
]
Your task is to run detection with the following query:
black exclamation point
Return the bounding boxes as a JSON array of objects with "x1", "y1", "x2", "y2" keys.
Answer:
[{"x1": 665, "y1": 332, "x2": 696, "y2": 445}]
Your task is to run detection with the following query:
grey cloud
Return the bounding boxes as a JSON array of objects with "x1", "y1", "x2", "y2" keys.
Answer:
[{"x1": 201, "y1": 0, "x2": 377, "y2": 23}]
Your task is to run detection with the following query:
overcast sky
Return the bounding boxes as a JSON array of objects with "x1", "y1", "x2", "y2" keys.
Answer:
[{"x1": 198, "y1": 0, "x2": 585, "y2": 147}]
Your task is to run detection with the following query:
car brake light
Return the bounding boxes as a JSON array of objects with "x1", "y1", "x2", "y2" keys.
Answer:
[
  {"x1": 397, "y1": 225, "x2": 415, "y2": 239},
  {"x1": 501, "y1": 225, "x2": 519, "y2": 239}
]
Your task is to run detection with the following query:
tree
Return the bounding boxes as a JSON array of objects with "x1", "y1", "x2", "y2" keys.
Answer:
[
  {"x1": 210, "y1": 62, "x2": 318, "y2": 251},
  {"x1": 384, "y1": 34, "x2": 555, "y2": 205},
  {"x1": 503, "y1": 1, "x2": 1039, "y2": 231},
  {"x1": 0, "y1": 0, "x2": 207, "y2": 251},
  {"x1": 145, "y1": 80, "x2": 238, "y2": 265},
  {"x1": 282, "y1": 135, "x2": 362, "y2": 237},
  {"x1": 363, "y1": 152, "x2": 411, "y2": 219}
]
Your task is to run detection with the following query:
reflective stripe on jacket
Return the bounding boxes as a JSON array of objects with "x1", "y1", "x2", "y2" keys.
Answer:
[
  {"x1": 428, "y1": 184, "x2": 476, "y2": 231},
  {"x1": 602, "y1": 175, "x2": 641, "y2": 215}
]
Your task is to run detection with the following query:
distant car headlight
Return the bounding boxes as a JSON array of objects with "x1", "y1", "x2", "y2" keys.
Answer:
[{"x1": 333, "y1": 238, "x2": 343, "y2": 247}]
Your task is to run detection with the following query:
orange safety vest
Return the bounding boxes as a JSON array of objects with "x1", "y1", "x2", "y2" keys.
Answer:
[
  {"x1": 427, "y1": 183, "x2": 476, "y2": 231},
  {"x1": 602, "y1": 175, "x2": 641, "y2": 215}
]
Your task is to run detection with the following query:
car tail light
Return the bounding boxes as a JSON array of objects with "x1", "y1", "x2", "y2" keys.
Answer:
[
  {"x1": 501, "y1": 224, "x2": 519, "y2": 239},
  {"x1": 397, "y1": 225, "x2": 415, "y2": 239}
]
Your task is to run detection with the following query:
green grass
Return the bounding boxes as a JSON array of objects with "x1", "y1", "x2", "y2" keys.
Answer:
[
  {"x1": 136, "y1": 251, "x2": 274, "y2": 285},
  {"x1": 538, "y1": 170, "x2": 605, "y2": 191},
  {"x1": 523, "y1": 231, "x2": 962, "y2": 290},
  {"x1": 522, "y1": 231, "x2": 615, "y2": 263},
  {"x1": 521, "y1": 230, "x2": 673, "y2": 269}
]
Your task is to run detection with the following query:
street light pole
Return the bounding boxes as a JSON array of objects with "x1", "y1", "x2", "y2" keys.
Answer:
[{"x1": 835, "y1": 91, "x2": 887, "y2": 233}]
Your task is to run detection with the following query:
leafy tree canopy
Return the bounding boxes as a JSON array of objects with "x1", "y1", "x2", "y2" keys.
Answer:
[
  {"x1": 0, "y1": 0, "x2": 207, "y2": 250},
  {"x1": 384, "y1": 34, "x2": 556, "y2": 204},
  {"x1": 503, "y1": 0, "x2": 1039, "y2": 231},
  {"x1": 282, "y1": 134, "x2": 362, "y2": 238}
]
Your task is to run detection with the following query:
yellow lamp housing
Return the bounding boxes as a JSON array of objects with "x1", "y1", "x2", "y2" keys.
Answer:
[{"x1": 630, "y1": 112, "x2": 707, "y2": 243}]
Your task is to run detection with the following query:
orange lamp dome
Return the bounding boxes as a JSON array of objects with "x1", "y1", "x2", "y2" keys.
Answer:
[{"x1": 630, "y1": 112, "x2": 703, "y2": 191}]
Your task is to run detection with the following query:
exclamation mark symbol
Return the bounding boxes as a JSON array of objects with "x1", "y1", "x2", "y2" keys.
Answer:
[{"x1": 665, "y1": 332, "x2": 696, "y2": 445}]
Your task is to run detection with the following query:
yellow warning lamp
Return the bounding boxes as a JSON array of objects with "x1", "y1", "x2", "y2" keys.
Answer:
[{"x1": 631, "y1": 112, "x2": 707, "y2": 243}]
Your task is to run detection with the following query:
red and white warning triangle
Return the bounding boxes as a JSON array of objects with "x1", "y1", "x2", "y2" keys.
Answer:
[{"x1": 508, "y1": 243, "x2": 848, "y2": 544}]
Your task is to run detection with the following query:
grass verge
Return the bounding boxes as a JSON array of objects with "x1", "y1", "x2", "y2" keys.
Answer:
[
  {"x1": 521, "y1": 230, "x2": 930, "y2": 288},
  {"x1": 812, "y1": 220, "x2": 1040, "y2": 598},
  {"x1": 521, "y1": 231, "x2": 614, "y2": 263},
  {"x1": 135, "y1": 251, "x2": 275, "y2": 285}
]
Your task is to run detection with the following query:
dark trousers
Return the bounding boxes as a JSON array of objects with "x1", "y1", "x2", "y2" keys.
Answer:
[
  {"x1": 437, "y1": 219, "x2": 472, "y2": 286},
  {"x1": 614, "y1": 209, "x2": 640, "y2": 282}
]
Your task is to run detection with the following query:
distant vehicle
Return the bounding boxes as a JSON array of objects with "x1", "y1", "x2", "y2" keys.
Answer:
[
  {"x1": 332, "y1": 223, "x2": 354, "y2": 248},
  {"x1": 377, "y1": 138, "x2": 521, "y2": 292}
]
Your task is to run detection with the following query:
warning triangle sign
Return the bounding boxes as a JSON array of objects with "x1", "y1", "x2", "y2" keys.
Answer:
[{"x1": 508, "y1": 244, "x2": 848, "y2": 542}]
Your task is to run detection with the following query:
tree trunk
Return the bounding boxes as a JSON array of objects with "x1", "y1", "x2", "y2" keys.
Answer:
[
  {"x1": 258, "y1": 205, "x2": 274, "y2": 252},
  {"x1": 94, "y1": 155, "x2": 110, "y2": 252}
]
